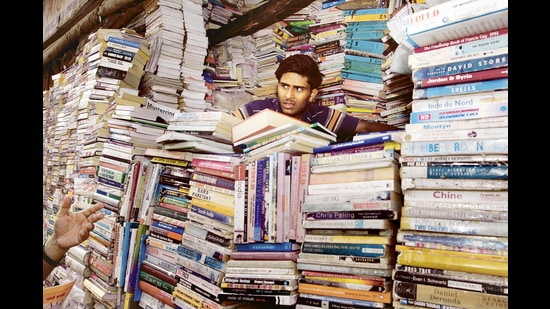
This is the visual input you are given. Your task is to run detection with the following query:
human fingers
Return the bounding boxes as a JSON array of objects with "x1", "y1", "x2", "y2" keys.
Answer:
[{"x1": 57, "y1": 196, "x2": 73, "y2": 217}]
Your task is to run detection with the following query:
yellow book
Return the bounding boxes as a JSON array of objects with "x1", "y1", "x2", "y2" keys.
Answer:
[
  {"x1": 191, "y1": 197, "x2": 234, "y2": 217},
  {"x1": 396, "y1": 245, "x2": 508, "y2": 277},
  {"x1": 344, "y1": 13, "x2": 389, "y2": 22}
]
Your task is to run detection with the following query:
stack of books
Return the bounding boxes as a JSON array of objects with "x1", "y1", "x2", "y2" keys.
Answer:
[
  {"x1": 157, "y1": 111, "x2": 242, "y2": 153},
  {"x1": 295, "y1": 131, "x2": 404, "y2": 309},
  {"x1": 394, "y1": 0, "x2": 508, "y2": 308},
  {"x1": 232, "y1": 109, "x2": 336, "y2": 163}
]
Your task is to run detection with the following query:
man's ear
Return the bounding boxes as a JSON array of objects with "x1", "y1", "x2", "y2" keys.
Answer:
[{"x1": 309, "y1": 88, "x2": 318, "y2": 102}]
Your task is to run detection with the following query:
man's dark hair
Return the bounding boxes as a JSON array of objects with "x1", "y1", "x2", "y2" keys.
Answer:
[{"x1": 275, "y1": 54, "x2": 324, "y2": 89}]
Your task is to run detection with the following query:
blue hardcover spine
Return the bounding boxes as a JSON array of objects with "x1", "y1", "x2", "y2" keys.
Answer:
[
  {"x1": 343, "y1": 8, "x2": 388, "y2": 16},
  {"x1": 400, "y1": 139, "x2": 508, "y2": 157},
  {"x1": 400, "y1": 165, "x2": 508, "y2": 179},
  {"x1": 340, "y1": 71, "x2": 383, "y2": 84},
  {"x1": 412, "y1": 78, "x2": 508, "y2": 100},
  {"x1": 313, "y1": 134, "x2": 392, "y2": 154},
  {"x1": 235, "y1": 241, "x2": 301, "y2": 252},
  {"x1": 344, "y1": 53, "x2": 384, "y2": 64},
  {"x1": 412, "y1": 54, "x2": 508, "y2": 81},
  {"x1": 345, "y1": 40, "x2": 386, "y2": 55},
  {"x1": 118, "y1": 222, "x2": 139, "y2": 287},
  {"x1": 301, "y1": 242, "x2": 389, "y2": 258},
  {"x1": 177, "y1": 245, "x2": 225, "y2": 271},
  {"x1": 253, "y1": 158, "x2": 267, "y2": 242}
]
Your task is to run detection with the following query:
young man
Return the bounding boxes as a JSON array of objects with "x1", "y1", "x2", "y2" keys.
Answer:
[{"x1": 232, "y1": 54, "x2": 398, "y2": 141}]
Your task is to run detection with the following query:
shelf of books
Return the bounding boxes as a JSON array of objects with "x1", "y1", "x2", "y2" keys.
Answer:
[{"x1": 42, "y1": 0, "x2": 507, "y2": 308}]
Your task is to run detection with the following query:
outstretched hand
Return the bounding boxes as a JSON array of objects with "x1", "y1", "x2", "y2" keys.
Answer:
[{"x1": 53, "y1": 196, "x2": 105, "y2": 250}]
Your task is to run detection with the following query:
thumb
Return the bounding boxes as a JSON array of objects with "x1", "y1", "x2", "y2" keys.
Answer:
[{"x1": 57, "y1": 196, "x2": 73, "y2": 217}]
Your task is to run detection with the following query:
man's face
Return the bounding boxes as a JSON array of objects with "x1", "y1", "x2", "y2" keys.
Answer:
[{"x1": 277, "y1": 72, "x2": 318, "y2": 119}]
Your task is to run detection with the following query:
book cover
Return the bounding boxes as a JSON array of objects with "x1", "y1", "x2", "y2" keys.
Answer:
[
  {"x1": 402, "y1": 0, "x2": 508, "y2": 48},
  {"x1": 235, "y1": 241, "x2": 301, "y2": 252}
]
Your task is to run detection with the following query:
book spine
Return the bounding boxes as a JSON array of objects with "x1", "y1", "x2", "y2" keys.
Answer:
[
  {"x1": 176, "y1": 244, "x2": 226, "y2": 271},
  {"x1": 410, "y1": 46, "x2": 508, "y2": 70},
  {"x1": 295, "y1": 153, "x2": 310, "y2": 243},
  {"x1": 138, "y1": 280, "x2": 175, "y2": 307},
  {"x1": 404, "y1": 116, "x2": 508, "y2": 132},
  {"x1": 403, "y1": 127, "x2": 508, "y2": 142},
  {"x1": 190, "y1": 172, "x2": 235, "y2": 190},
  {"x1": 217, "y1": 293, "x2": 299, "y2": 305},
  {"x1": 392, "y1": 270, "x2": 507, "y2": 296},
  {"x1": 312, "y1": 135, "x2": 391, "y2": 154},
  {"x1": 297, "y1": 262, "x2": 393, "y2": 277},
  {"x1": 190, "y1": 205, "x2": 233, "y2": 226},
  {"x1": 412, "y1": 78, "x2": 509, "y2": 100},
  {"x1": 301, "y1": 242, "x2": 389, "y2": 258},
  {"x1": 253, "y1": 158, "x2": 267, "y2": 242},
  {"x1": 393, "y1": 280, "x2": 508, "y2": 309},
  {"x1": 310, "y1": 150, "x2": 396, "y2": 168},
  {"x1": 298, "y1": 293, "x2": 387, "y2": 309},
  {"x1": 401, "y1": 178, "x2": 508, "y2": 192},
  {"x1": 400, "y1": 165, "x2": 508, "y2": 179},
  {"x1": 400, "y1": 217, "x2": 507, "y2": 237},
  {"x1": 184, "y1": 222, "x2": 232, "y2": 248},
  {"x1": 188, "y1": 185, "x2": 235, "y2": 207},
  {"x1": 139, "y1": 270, "x2": 175, "y2": 293},
  {"x1": 415, "y1": 66, "x2": 508, "y2": 88},
  {"x1": 400, "y1": 138, "x2": 508, "y2": 156},
  {"x1": 234, "y1": 241, "x2": 299, "y2": 252},
  {"x1": 191, "y1": 158, "x2": 235, "y2": 172},
  {"x1": 298, "y1": 282, "x2": 391, "y2": 303},
  {"x1": 410, "y1": 90, "x2": 508, "y2": 113},
  {"x1": 232, "y1": 163, "x2": 247, "y2": 244},
  {"x1": 306, "y1": 209, "x2": 397, "y2": 220},
  {"x1": 307, "y1": 179, "x2": 400, "y2": 195},
  {"x1": 414, "y1": 28, "x2": 508, "y2": 53},
  {"x1": 190, "y1": 199, "x2": 234, "y2": 218},
  {"x1": 301, "y1": 219, "x2": 392, "y2": 230},
  {"x1": 412, "y1": 53, "x2": 508, "y2": 81}
]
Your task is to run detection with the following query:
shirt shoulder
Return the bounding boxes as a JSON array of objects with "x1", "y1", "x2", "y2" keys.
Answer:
[{"x1": 234, "y1": 98, "x2": 279, "y2": 119}]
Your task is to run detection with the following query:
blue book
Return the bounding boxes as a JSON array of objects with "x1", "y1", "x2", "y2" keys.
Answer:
[
  {"x1": 254, "y1": 158, "x2": 267, "y2": 242},
  {"x1": 400, "y1": 165, "x2": 509, "y2": 179},
  {"x1": 343, "y1": 8, "x2": 388, "y2": 16},
  {"x1": 412, "y1": 54, "x2": 509, "y2": 81},
  {"x1": 177, "y1": 245, "x2": 225, "y2": 271},
  {"x1": 313, "y1": 134, "x2": 394, "y2": 154},
  {"x1": 412, "y1": 78, "x2": 509, "y2": 100},
  {"x1": 117, "y1": 222, "x2": 139, "y2": 287},
  {"x1": 344, "y1": 54, "x2": 383, "y2": 65},
  {"x1": 301, "y1": 242, "x2": 390, "y2": 258},
  {"x1": 343, "y1": 59, "x2": 382, "y2": 71},
  {"x1": 107, "y1": 36, "x2": 142, "y2": 49},
  {"x1": 235, "y1": 242, "x2": 301, "y2": 252},
  {"x1": 346, "y1": 21, "x2": 388, "y2": 32},
  {"x1": 340, "y1": 71, "x2": 383, "y2": 84},
  {"x1": 151, "y1": 220, "x2": 185, "y2": 235},
  {"x1": 345, "y1": 39, "x2": 386, "y2": 55},
  {"x1": 341, "y1": 68, "x2": 383, "y2": 79},
  {"x1": 345, "y1": 30, "x2": 386, "y2": 41}
]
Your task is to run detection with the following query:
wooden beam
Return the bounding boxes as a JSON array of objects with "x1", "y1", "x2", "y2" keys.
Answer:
[{"x1": 207, "y1": 0, "x2": 316, "y2": 47}]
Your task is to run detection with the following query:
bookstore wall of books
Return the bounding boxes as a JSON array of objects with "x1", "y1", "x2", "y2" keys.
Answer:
[{"x1": 43, "y1": 0, "x2": 508, "y2": 308}]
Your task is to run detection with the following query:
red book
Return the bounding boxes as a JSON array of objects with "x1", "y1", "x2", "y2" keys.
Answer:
[
  {"x1": 138, "y1": 280, "x2": 175, "y2": 307},
  {"x1": 414, "y1": 67, "x2": 508, "y2": 89}
]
